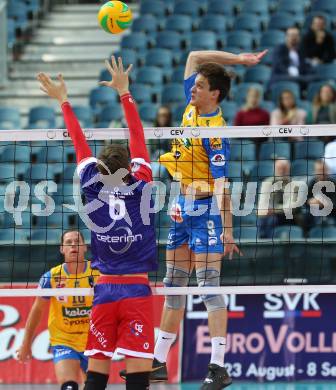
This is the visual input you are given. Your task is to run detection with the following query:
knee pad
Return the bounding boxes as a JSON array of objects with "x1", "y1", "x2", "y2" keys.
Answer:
[
  {"x1": 196, "y1": 268, "x2": 226, "y2": 313},
  {"x1": 83, "y1": 371, "x2": 109, "y2": 390},
  {"x1": 126, "y1": 372, "x2": 150, "y2": 390},
  {"x1": 61, "y1": 381, "x2": 78, "y2": 390},
  {"x1": 163, "y1": 264, "x2": 189, "y2": 310}
]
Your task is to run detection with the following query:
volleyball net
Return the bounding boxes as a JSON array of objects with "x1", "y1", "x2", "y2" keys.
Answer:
[{"x1": 1, "y1": 123, "x2": 336, "y2": 297}]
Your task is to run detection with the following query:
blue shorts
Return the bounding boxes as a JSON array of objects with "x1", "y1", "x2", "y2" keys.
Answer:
[
  {"x1": 52, "y1": 345, "x2": 88, "y2": 372},
  {"x1": 166, "y1": 195, "x2": 223, "y2": 254}
]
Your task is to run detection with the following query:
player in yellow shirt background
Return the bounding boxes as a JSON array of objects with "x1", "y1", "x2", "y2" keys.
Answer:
[
  {"x1": 17, "y1": 230, "x2": 99, "y2": 390},
  {"x1": 154, "y1": 49, "x2": 267, "y2": 390}
]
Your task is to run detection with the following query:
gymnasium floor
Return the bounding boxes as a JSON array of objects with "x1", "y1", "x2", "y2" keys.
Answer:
[{"x1": 2, "y1": 384, "x2": 336, "y2": 389}]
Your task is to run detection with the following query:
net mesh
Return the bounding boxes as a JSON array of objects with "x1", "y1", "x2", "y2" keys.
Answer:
[{"x1": 1, "y1": 124, "x2": 336, "y2": 296}]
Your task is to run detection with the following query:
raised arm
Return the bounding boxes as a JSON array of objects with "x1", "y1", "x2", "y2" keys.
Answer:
[
  {"x1": 100, "y1": 56, "x2": 152, "y2": 182},
  {"x1": 120, "y1": 92, "x2": 150, "y2": 164},
  {"x1": 37, "y1": 73, "x2": 92, "y2": 164},
  {"x1": 184, "y1": 49, "x2": 268, "y2": 79}
]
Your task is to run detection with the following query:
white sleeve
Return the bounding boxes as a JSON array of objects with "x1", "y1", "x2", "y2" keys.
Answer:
[{"x1": 76, "y1": 157, "x2": 98, "y2": 177}]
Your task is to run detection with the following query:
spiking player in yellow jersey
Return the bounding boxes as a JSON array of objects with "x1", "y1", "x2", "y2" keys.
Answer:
[
  {"x1": 154, "y1": 49, "x2": 267, "y2": 390},
  {"x1": 17, "y1": 230, "x2": 99, "y2": 390}
]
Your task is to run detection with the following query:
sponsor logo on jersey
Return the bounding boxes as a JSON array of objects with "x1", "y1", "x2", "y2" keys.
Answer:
[
  {"x1": 211, "y1": 154, "x2": 226, "y2": 166},
  {"x1": 54, "y1": 348, "x2": 72, "y2": 358},
  {"x1": 174, "y1": 150, "x2": 181, "y2": 159},
  {"x1": 62, "y1": 306, "x2": 92, "y2": 319},
  {"x1": 54, "y1": 276, "x2": 68, "y2": 302},
  {"x1": 170, "y1": 203, "x2": 183, "y2": 223},
  {"x1": 54, "y1": 276, "x2": 67, "y2": 288},
  {"x1": 143, "y1": 342, "x2": 149, "y2": 350},
  {"x1": 89, "y1": 320, "x2": 108, "y2": 348},
  {"x1": 97, "y1": 227, "x2": 143, "y2": 254},
  {"x1": 210, "y1": 138, "x2": 222, "y2": 150},
  {"x1": 167, "y1": 232, "x2": 175, "y2": 246},
  {"x1": 130, "y1": 320, "x2": 145, "y2": 337},
  {"x1": 208, "y1": 237, "x2": 218, "y2": 246}
]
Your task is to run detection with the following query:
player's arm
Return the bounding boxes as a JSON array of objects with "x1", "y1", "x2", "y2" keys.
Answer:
[
  {"x1": 100, "y1": 56, "x2": 152, "y2": 182},
  {"x1": 16, "y1": 297, "x2": 49, "y2": 362},
  {"x1": 214, "y1": 177, "x2": 241, "y2": 259},
  {"x1": 203, "y1": 139, "x2": 240, "y2": 258},
  {"x1": 185, "y1": 49, "x2": 268, "y2": 79},
  {"x1": 37, "y1": 73, "x2": 92, "y2": 164}
]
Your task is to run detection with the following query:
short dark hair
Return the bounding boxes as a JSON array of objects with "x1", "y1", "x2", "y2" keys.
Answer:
[
  {"x1": 61, "y1": 230, "x2": 85, "y2": 245},
  {"x1": 196, "y1": 62, "x2": 232, "y2": 102},
  {"x1": 97, "y1": 144, "x2": 129, "y2": 176},
  {"x1": 313, "y1": 14, "x2": 326, "y2": 22}
]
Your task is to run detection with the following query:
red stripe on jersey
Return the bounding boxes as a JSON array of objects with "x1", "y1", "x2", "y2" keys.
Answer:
[
  {"x1": 61, "y1": 102, "x2": 92, "y2": 163},
  {"x1": 120, "y1": 93, "x2": 152, "y2": 182}
]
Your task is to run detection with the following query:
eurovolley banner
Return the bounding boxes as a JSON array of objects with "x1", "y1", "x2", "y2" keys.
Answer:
[{"x1": 183, "y1": 294, "x2": 336, "y2": 382}]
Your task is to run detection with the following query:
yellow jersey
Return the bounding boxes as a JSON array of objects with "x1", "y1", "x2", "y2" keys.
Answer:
[
  {"x1": 159, "y1": 74, "x2": 230, "y2": 192},
  {"x1": 39, "y1": 262, "x2": 99, "y2": 352}
]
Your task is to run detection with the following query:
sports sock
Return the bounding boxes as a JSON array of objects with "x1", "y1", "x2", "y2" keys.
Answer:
[
  {"x1": 83, "y1": 371, "x2": 109, "y2": 390},
  {"x1": 126, "y1": 372, "x2": 150, "y2": 390},
  {"x1": 210, "y1": 337, "x2": 226, "y2": 367},
  {"x1": 154, "y1": 330, "x2": 177, "y2": 363}
]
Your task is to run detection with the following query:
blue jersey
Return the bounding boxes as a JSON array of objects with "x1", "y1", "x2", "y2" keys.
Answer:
[{"x1": 77, "y1": 157, "x2": 158, "y2": 275}]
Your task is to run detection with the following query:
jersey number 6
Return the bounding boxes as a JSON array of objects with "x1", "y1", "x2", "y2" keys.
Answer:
[{"x1": 109, "y1": 195, "x2": 126, "y2": 221}]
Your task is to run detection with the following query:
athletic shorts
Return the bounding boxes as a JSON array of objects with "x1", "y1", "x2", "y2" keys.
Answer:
[
  {"x1": 166, "y1": 195, "x2": 223, "y2": 254},
  {"x1": 85, "y1": 276, "x2": 154, "y2": 360},
  {"x1": 52, "y1": 345, "x2": 88, "y2": 372}
]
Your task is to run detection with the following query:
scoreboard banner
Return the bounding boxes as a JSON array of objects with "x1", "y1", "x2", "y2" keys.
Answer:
[
  {"x1": 183, "y1": 293, "x2": 336, "y2": 382},
  {"x1": 0, "y1": 286, "x2": 181, "y2": 384}
]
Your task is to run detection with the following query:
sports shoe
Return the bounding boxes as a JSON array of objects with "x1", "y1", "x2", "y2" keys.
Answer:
[
  {"x1": 119, "y1": 358, "x2": 168, "y2": 382},
  {"x1": 149, "y1": 358, "x2": 168, "y2": 382},
  {"x1": 200, "y1": 364, "x2": 232, "y2": 389}
]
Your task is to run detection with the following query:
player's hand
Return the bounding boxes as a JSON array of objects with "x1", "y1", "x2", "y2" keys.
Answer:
[
  {"x1": 100, "y1": 55, "x2": 133, "y2": 96},
  {"x1": 37, "y1": 73, "x2": 68, "y2": 105},
  {"x1": 16, "y1": 343, "x2": 32, "y2": 363},
  {"x1": 221, "y1": 232, "x2": 242, "y2": 260},
  {"x1": 237, "y1": 50, "x2": 268, "y2": 66}
]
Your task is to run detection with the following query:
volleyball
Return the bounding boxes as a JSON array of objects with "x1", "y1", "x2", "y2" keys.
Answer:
[{"x1": 98, "y1": 1, "x2": 132, "y2": 34}]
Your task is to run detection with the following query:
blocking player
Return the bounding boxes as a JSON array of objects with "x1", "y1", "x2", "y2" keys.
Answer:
[
  {"x1": 17, "y1": 230, "x2": 98, "y2": 390},
  {"x1": 37, "y1": 56, "x2": 157, "y2": 390},
  {"x1": 153, "y1": 49, "x2": 267, "y2": 389}
]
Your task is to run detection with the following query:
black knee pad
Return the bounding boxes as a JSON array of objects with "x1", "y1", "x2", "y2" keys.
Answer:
[
  {"x1": 61, "y1": 382, "x2": 78, "y2": 390},
  {"x1": 126, "y1": 372, "x2": 150, "y2": 390},
  {"x1": 83, "y1": 371, "x2": 109, "y2": 390}
]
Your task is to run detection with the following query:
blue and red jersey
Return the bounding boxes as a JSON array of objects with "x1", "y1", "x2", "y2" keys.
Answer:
[{"x1": 61, "y1": 93, "x2": 158, "y2": 275}]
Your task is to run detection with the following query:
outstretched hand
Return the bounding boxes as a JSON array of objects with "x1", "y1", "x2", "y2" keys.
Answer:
[
  {"x1": 100, "y1": 55, "x2": 133, "y2": 96},
  {"x1": 37, "y1": 73, "x2": 68, "y2": 105},
  {"x1": 221, "y1": 232, "x2": 242, "y2": 260},
  {"x1": 238, "y1": 49, "x2": 268, "y2": 66}
]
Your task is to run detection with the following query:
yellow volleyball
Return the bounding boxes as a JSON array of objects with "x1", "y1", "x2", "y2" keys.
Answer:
[{"x1": 98, "y1": 1, "x2": 132, "y2": 34}]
